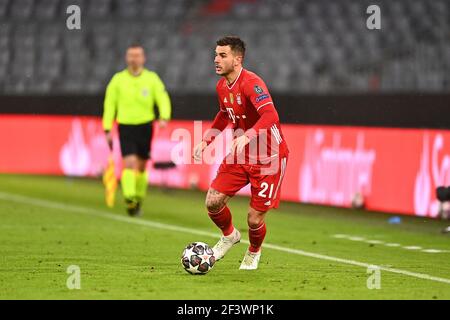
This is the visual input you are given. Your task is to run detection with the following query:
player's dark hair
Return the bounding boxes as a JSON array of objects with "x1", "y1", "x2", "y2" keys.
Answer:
[
  {"x1": 216, "y1": 36, "x2": 246, "y2": 57},
  {"x1": 127, "y1": 43, "x2": 145, "y2": 51}
]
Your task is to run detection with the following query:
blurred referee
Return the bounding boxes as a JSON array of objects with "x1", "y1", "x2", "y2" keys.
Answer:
[{"x1": 102, "y1": 44, "x2": 172, "y2": 216}]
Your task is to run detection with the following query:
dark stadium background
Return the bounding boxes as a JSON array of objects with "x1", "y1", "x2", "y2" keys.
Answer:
[{"x1": 0, "y1": 0, "x2": 450, "y2": 215}]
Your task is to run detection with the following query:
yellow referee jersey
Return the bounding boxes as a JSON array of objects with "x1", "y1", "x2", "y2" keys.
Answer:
[{"x1": 102, "y1": 68, "x2": 172, "y2": 131}]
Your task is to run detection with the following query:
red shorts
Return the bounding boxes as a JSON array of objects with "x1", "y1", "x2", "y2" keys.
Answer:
[{"x1": 211, "y1": 155, "x2": 288, "y2": 212}]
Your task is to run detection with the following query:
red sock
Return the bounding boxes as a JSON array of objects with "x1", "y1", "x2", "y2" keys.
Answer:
[
  {"x1": 208, "y1": 206, "x2": 234, "y2": 236},
  {"x1": 248, "y1": 222, "x2": 266, "y2": 253}
]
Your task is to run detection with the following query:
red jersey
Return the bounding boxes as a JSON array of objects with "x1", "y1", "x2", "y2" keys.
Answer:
[{"x1": 209, "y1": 68, "x2": 289, "y2": 164}]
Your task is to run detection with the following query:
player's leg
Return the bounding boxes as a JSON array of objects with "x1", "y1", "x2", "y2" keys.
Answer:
[
  {"x1": 133, "y1": 157, "x2": 148, "y2": 215},
  {"x1": 133, "y1": 121, "x2": 153, "y2": 215},
  {"x1": 239, "y1": 207, "x2": 267, "y2": 270},
  {"x1": 121, "y1": 154, "x2": 141, "y2": 215},
  {"x1": 118, "y1": 123, "x2": 143, "y2": 216},
  {"x1": 206, "y1": 188, "x2": 241, "y2": 260},
  {"x1": 247, "y1": 207, "x2": 267, "y2": 252},
  {"x1": 208, "y1": 163, "x2": 248, "y2": 260},
  {"x1": 240, "y1": 156, "x2": 287, "y2": 270},
  {"x1": 206, "y1": 188, "x2": 232, "y2": 234},
  {"x1": 135, "y1": 158, "x2": 148, "y2": 200}
]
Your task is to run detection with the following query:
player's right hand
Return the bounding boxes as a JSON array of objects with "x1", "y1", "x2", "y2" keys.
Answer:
[{"x1": 192, "y1": 141, "x2": 207, "y2": 162}]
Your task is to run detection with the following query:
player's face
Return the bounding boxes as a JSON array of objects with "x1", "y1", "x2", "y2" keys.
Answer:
[
  {"x1": 214, "y1": 46, "x2": 241, "y2": 76},
  {"x1": 126, "y1": 47, "x2": 146, "y2": 70}
]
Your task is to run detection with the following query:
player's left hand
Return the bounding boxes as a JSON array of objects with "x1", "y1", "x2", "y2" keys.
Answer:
[
  {"x1": 158, "y1": 120, "x2": 168, "y2": 129},
  {"x1": 231, "y1": 135, "x2": 250, "y2": 155}
]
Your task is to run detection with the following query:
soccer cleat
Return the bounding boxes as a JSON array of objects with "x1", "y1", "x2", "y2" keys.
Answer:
[
  {"x1": 134, "y1": 200, "x2": 142, "y2": 216},
  {"x1": 239, "y1": 249, "x2": 261, "y2": 270},
  {"x1": 125, "y1": 199, "x2": 142, "y2": 217},
  {"x1": 212, "y1": 228, "x2": 241, "y2": 261}
]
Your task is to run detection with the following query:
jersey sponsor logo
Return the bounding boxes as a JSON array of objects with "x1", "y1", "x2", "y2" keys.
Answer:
[
  {"x1": 255, "y1": 93, "x2": 270, "y2": 103},
  {"x1": 254, "y1": 85, "x2": 264, "y2": 94},
  {"x1": 236, "y1": 93, "x2": 242, "y2": 105},
  {"x1": 142, "y1": 88, "x2": 149, "y2": 97},
  {"x1": 226, "y1": 107, "x2": 236, "y2": 123}
]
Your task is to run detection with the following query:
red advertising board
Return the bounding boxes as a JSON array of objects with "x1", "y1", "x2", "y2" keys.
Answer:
[{"x1": 1, "y1": 114, "x2": 450, "y2": 218}]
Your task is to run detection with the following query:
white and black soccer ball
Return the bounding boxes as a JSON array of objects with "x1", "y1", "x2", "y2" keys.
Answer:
[{"x1": 181, "y1": 242, "x2": 216, "y2": 275}]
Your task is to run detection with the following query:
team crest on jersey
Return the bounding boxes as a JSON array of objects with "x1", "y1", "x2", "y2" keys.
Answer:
[
  {"x1": 229, "y1": 93, "x2": 234, "y2": 104},
  {"x1": 142, "y1": 88, "x2": 149, "y2": 97},
  {"x1": 236, "y1": 93, "x2": 242, "y2": 105},
  {"x1": 254, "y1": 85, "x2": 264, "y2": 94}
]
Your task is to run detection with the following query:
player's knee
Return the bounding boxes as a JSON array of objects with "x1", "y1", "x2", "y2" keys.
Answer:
[
  {"x1": 137, "y1": 160, "x2": 147, "y2": 172},
  {"x1": 205, "y1": 188, "x2": 228, "y2": 213},
  {"x1": 123, "y1": 156, "x2": 138, "y2": 169},
  {"x1": 247, "y1": 212, "x2": 265, "y2": 229},
  {"x1": 205, "y1": 197, "x2": 225, "y2": 213}
]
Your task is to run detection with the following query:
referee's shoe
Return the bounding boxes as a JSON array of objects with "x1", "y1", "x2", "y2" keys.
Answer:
[{"x1": 125, "y1": 198, "x2": 142, "y2": 217}]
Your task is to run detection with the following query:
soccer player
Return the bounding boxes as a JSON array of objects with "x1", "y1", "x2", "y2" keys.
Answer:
[
  {"x1": 193, "y1": 36, "x2": 289, "y2": 270},
  {"x1": 103, "y1": 44, "x2": 171, "y2": 216}
]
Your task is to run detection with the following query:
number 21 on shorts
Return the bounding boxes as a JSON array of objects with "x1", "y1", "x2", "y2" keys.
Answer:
[{"x1": 258, "y1": 182, "x2": 274, "y2": 199}]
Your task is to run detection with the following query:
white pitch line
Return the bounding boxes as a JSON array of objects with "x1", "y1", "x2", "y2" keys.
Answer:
[
  {"x1": 348, "y1": 236, "x2": 365, "y2": 241},
  {"x1": 333, "y1": 234, "x2": 450, "y2": 254},
  {"x1": 385, "y1": 243, "x2": 401, "y2": 247},
  {"x1": 404, "y1": 246, "x2": 422, "y2": 250},
  {"x1": 366, "y1": 240, "x2": 384, "y2": 245},
  {"x1": 422, "y1": 249, "x2": 446, "y2": 253},
  {"x1": 1, "y1": 191, "x2": 450, "y2": 286}
]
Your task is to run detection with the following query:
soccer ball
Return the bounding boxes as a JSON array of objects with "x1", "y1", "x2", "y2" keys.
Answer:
[{"x1": 181, "y1": 242, "x2": 216, "y2": 275}]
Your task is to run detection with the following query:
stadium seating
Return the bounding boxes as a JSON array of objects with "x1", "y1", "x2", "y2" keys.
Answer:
[{"x1": 0, "y1": 0, "x2": 448, "y2": 94}]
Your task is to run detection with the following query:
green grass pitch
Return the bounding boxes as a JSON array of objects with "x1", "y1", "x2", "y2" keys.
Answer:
[{"x1": 0, "y1": 174, "x2": 449, "y2": 299}]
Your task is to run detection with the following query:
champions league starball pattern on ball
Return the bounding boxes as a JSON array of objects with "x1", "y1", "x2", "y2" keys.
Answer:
[{"x1": 181, "y1": 242, "x2": 216, "y2": 275}]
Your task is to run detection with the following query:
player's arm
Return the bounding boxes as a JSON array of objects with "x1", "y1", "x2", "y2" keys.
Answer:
[
  {"x1": 103, "y1": 75, "x2": 118, "y2": 148},
  {"x1": 244, "y1": 105, "x2": 279, "y2": 140},
  {"x1": 204, "y1": 83, "x2": 230, "y2": 145},
  {"x1": 232, "y1": 80, "x2": 279, "y2": 154},
  {"x1": 193, "y1": 88, "x2": 230, "y2": 161},
  {"x1": 152, "y1": 73, "x2": 172, "y2": 128},
  {"x1": 193, "y1": 110, "x2": 229, "y2": 161},
  {"x1": 245, "y1": 80, "x2": 279, "y2": 138},
  {"x1": 232, "y1": 107, "x2": 279, "y2": 154},
  {"x1": 203, "y1": 109, "x2": 229, "y2": 145}
]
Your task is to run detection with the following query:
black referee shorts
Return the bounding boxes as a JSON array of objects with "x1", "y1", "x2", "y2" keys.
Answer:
[{"x1": 118, "y1": 122, "x2": 153, "y2": 160}]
